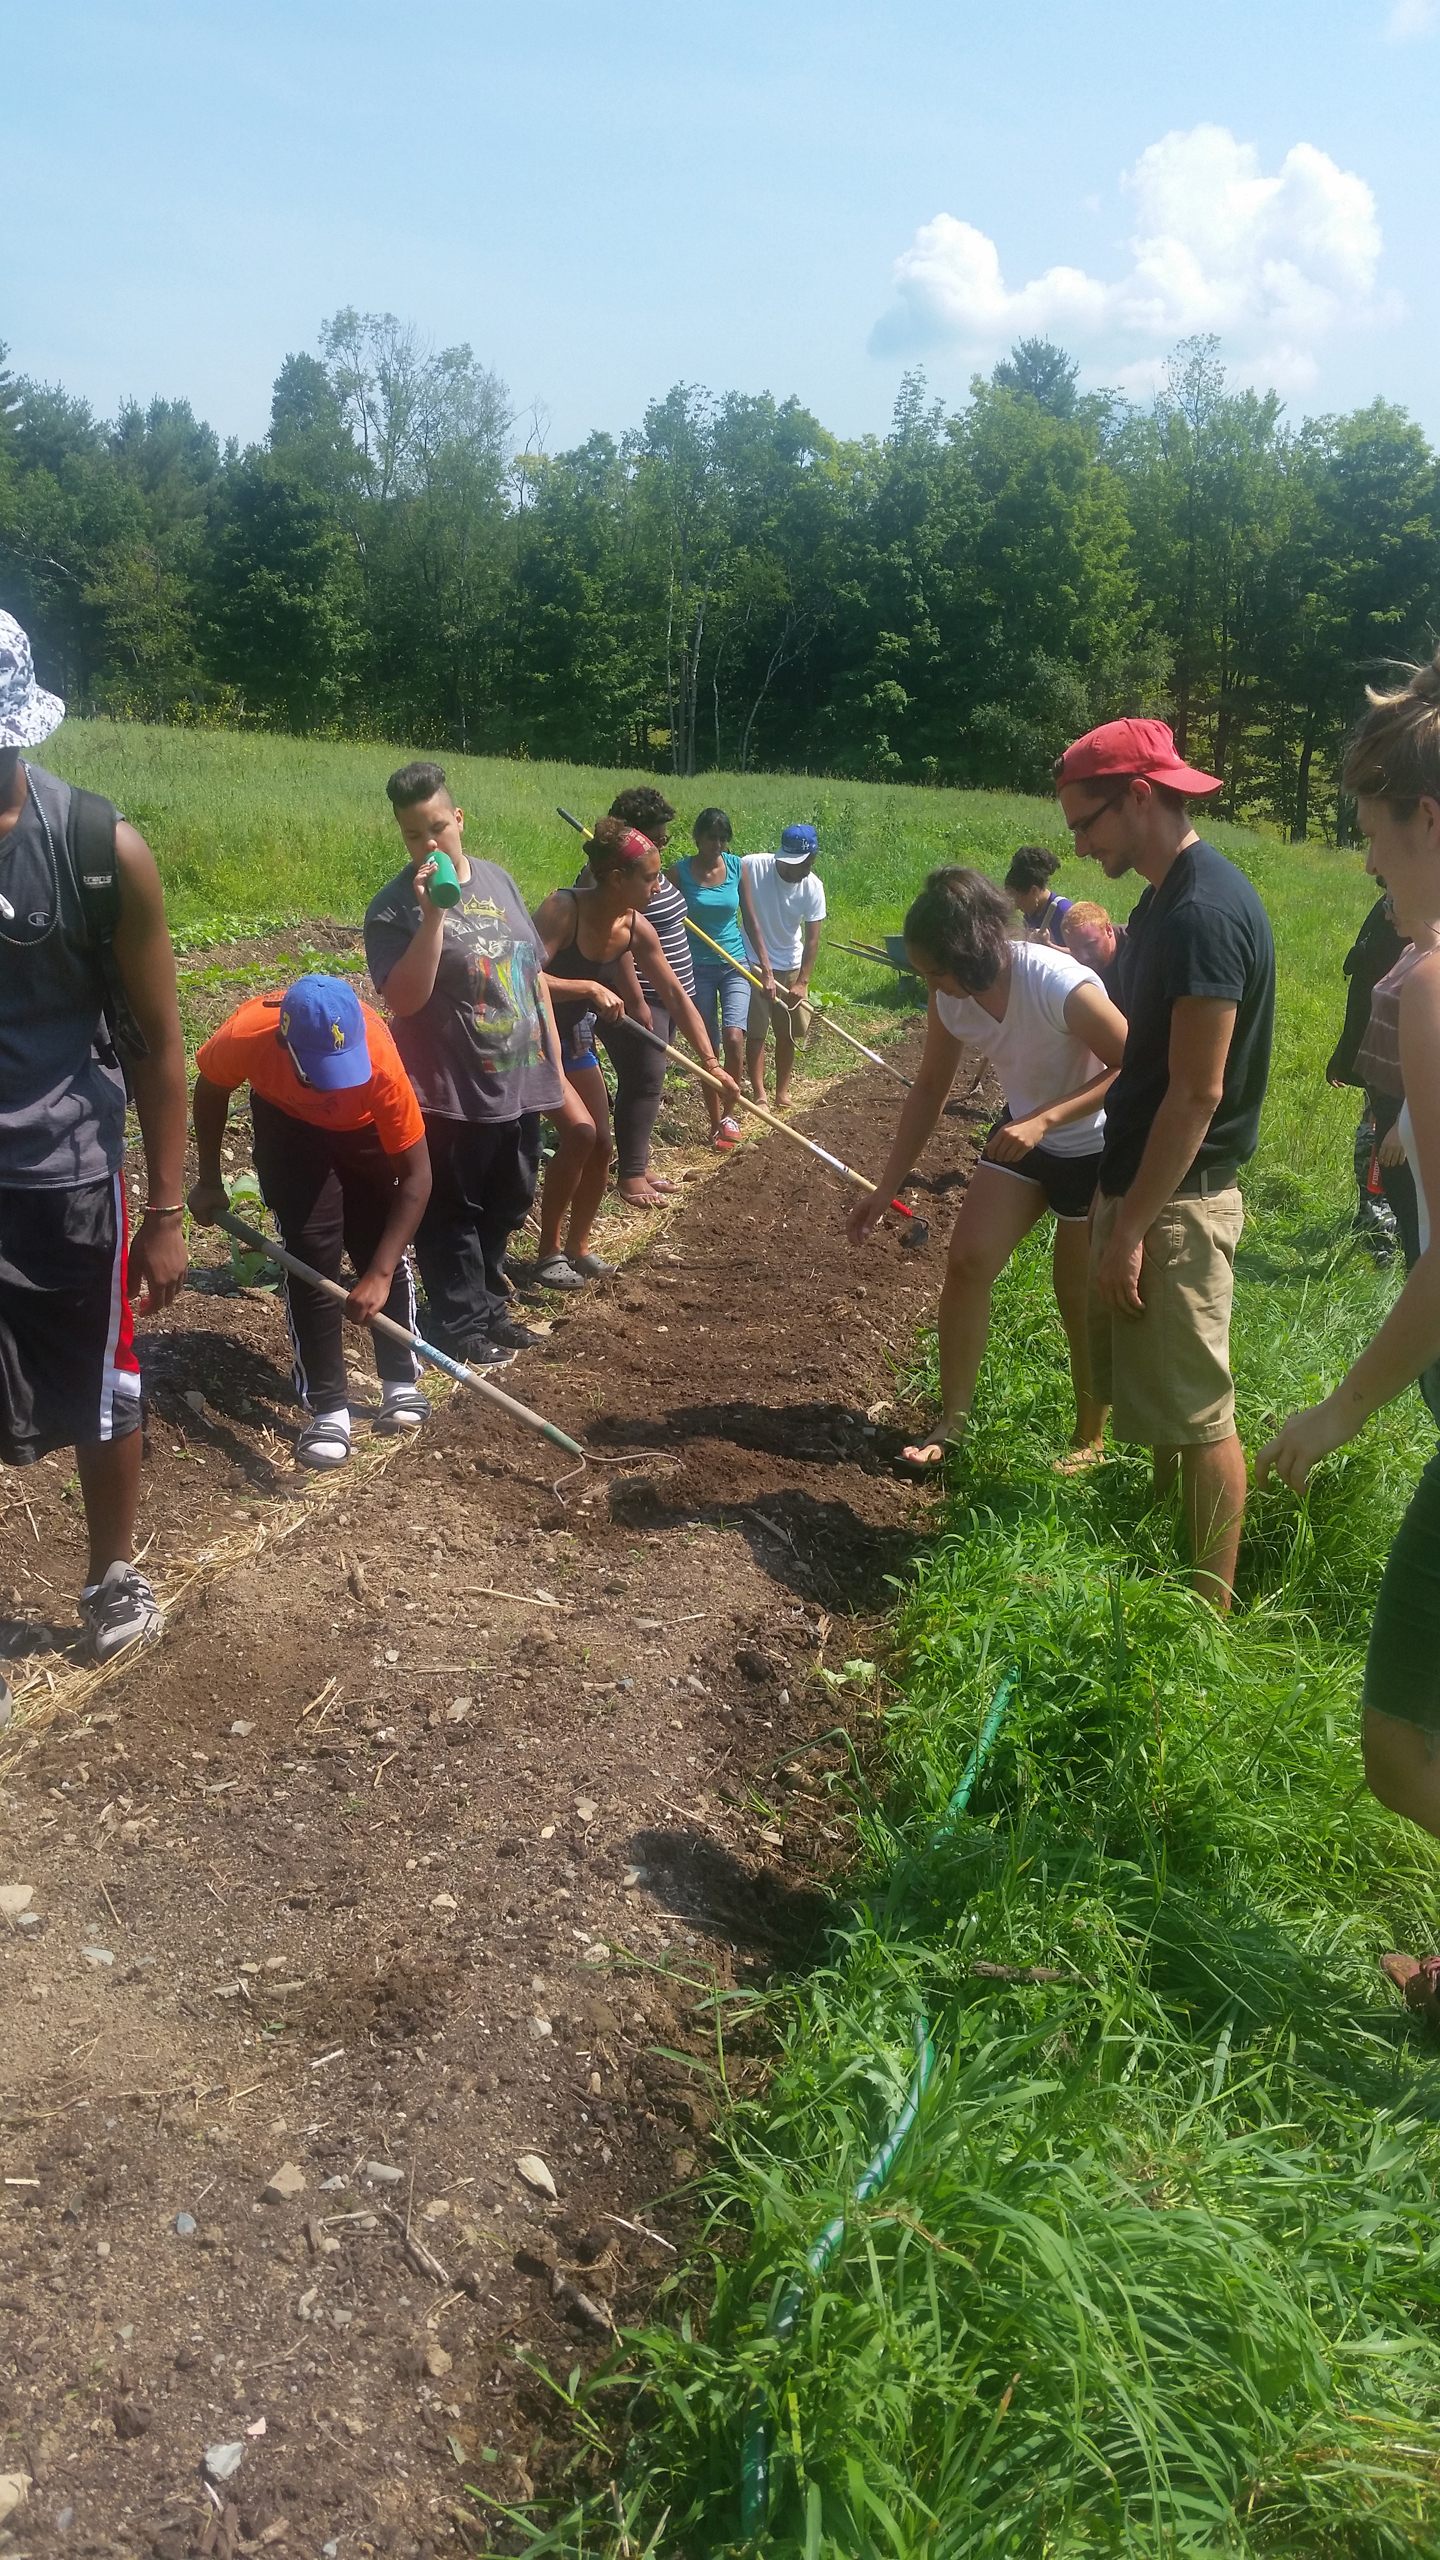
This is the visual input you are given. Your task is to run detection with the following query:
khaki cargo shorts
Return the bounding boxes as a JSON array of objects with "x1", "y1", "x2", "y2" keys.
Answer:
[
  {"x1": 746, "y1": 966, "x2": 814, "y2": 1043},
  {"x1": 1087, "y1": 1184, "x2": 1245, "y2": 1447}
]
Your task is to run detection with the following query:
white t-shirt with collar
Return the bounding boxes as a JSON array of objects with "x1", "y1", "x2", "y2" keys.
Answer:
[
  {"x1": 740, "y1": 854, "x2": 827, "y2": 971},
  {"x1": 935, "y1": 940, "x2": 1107, "y2": 1159}
]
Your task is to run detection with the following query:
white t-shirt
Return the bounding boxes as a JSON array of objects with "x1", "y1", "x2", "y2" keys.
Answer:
[
  {"x1": 935, "y1": 940, "x2": 1107, "y2": 1159},
  {"x1": 741, "y1": 854, "x2": 827, "y2": 971}
]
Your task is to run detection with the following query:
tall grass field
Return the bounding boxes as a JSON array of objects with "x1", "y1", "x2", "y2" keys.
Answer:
[{"x1": 44, "y1": 721, "x2": 1438, "y2": 2552}]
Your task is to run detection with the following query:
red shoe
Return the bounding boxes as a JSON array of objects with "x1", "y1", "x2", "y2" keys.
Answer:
[{"x1": 714, "y1": 1116, "x2": 741, "y2": 1151}]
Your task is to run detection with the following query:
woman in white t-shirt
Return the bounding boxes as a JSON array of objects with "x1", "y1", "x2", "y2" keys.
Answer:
[{"x1": 848, "y1": 866, "x2": 1128, "y2": 1470}]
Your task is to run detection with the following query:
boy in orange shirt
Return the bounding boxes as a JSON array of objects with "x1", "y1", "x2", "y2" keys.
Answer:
[{"x1": 188, "y1": 973, "x2": 431, "y2": 1470}]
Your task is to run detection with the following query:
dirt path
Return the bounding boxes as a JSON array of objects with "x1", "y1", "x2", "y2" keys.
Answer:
[{"x1": 0, "y1": 1031, "x2": 984, "y2": 2560}]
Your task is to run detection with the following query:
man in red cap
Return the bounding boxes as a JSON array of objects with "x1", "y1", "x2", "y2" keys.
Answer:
[{"x1": 1054, "y1": 718, "x2": 1275, "y2": 1608}]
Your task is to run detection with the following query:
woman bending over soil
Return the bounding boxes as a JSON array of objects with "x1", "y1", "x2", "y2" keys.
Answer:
[
  {"x1": 848, "y1": 866, "x2": 1128, "y2": 1469},
  {"x1": 531, "y1": 821, "x2": 740, "y2": 1272},
  {"x1": 1259, "y1": 651, "x2": 1440, "y2": 2024}
]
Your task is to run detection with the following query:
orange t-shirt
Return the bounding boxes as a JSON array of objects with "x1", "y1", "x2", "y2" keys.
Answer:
[{"x1": 196, "y1": 993, "x2": 425, "y2": 1157}]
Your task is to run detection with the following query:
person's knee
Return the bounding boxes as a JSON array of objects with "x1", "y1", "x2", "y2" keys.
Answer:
[{"x1": 1363, "y1": 1708, "x2": 1439, "y2": 1813}]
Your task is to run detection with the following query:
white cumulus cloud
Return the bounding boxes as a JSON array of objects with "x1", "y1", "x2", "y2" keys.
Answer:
[
  {"x1": 870, "y1": 125, "x2": 1397, "y2": 393},
  {"x1": 1386, "y1": 0, "x2": 1438, "y2": 39}
]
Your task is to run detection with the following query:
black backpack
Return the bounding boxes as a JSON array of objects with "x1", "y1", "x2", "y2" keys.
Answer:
[{"x1": 63, "y1": 786, "x2": 150, "y2": 1074}]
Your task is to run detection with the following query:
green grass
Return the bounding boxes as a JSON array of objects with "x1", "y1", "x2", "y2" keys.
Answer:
[{"x1": 522, "y1": 1231, "x2": 1440, "y2": 2558}]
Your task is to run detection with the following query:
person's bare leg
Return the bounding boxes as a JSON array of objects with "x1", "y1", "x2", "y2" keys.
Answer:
[
  {"x1": 558, "y1": 1066, "x2": 613, "y2": 1257},
  {"x1": 722, "y1": 1022, "x2": 745, "y2": 1086},
  {"x1": 1155, "y1": 1433, "x2": 1246, "y2": 1610},
  {"x1": 904, "y1": 1169, "x2": 1046, "y2": 1463},
  {"x1": 1364, "y1": 1709, "x2": 1440, "y2": 1839},
  {"x1": 537, "y1": 1082, "x2": 598, "y2": 1261},
  {"x1": 76, "y1": 1434, "x2": 143, "y2": 1585},
  {"x1": 747, "y1": 1032, "x2": 768, "y2": 1105},
  {"x1": 1050, "y1": 1217, "x2": 1108, "y2": 1465}
]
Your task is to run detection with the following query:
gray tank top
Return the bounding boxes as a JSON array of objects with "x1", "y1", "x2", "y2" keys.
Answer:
[{"x1": 0, "y1": 763, "x2": 127, "y2": 1189}]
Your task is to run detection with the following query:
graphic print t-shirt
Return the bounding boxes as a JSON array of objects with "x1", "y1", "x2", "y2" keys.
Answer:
[{"x1": 365, "y1": 859, "x2": 564, "y2": 1124}]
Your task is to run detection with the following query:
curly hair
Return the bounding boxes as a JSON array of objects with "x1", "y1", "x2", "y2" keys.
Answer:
[
  {"x1": 1341, "y1": 648, "x2": 1440, "y2": 813},
  {"x1": 609, "y1": 786, "x2": 676, "y2": 833},
  {"x1": 1004, "y1": 844, "x2": 1061, "y2": 895},
  {"x1": 903, "y1": 867, "x2": 1015, "y2": 994},
  {"x1": 587, "y1": 816, "x2": 658, "y2": 877}
]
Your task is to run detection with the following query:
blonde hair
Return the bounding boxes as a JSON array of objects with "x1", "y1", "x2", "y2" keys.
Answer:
[
  {"x1": 1063, "y1": 900, "x2": 1114, "y2": 936},
  {"x1": 1341, "y1": 647, "x2": 1440, "y2": 812}
]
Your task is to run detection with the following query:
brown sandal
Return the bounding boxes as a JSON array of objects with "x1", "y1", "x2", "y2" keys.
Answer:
[{"x1": 1380, "y1": 1950, "x2": 1440, "y2": 2024}]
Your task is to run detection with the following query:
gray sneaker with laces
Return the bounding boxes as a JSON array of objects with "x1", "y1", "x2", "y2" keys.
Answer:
[{"x1": 78, "y1": 1561, "x2": 162, "y2": 1664}]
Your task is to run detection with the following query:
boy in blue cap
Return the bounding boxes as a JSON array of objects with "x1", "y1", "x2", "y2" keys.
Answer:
[
  {"x1": 741, "y1": 822, "x2": 827, "y2": 1109},
  {"x1": 188, "y1": 974, "x2": 432, "y2": 1471}
]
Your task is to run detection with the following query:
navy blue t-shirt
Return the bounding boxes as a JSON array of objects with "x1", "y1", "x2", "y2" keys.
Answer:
[{"x1": 1099, "y1": 839, "x2": 1275, "y2": 1198}]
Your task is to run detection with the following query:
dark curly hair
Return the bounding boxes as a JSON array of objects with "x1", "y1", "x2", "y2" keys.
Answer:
[
  {"x1": 903, "y1": 867, "x2": 1015, "y2": 994},
  {"x1": 587, "y1": 816, "x2": 658, "y2": 877},
  {"x1": 1004, "y1": 844, "x2": 1060, "y2": 895},
  {"x1": 609, "y1": 786, "x2": 676, "y2": 833}
]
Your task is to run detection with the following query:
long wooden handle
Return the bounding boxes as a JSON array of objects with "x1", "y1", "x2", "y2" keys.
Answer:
[
  {"x1": 682, "y1": 914, "x2": 910, "y2": 1088},
  {"x1": 217, "y1": 1213, "x2": 585, "y2": 1457},
  {"x1": 607, "y1": 1015, "x2": 916, "y2": 1217}
]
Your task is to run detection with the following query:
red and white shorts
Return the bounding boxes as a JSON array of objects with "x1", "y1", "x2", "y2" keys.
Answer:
[{"x1": 0, "y1": 1174, "x2": 141, "y2": 1464}]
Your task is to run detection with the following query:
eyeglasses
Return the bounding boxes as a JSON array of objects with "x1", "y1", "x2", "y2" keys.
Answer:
[{"x1": 1068, "y1": 786, "x2": 1129, "y2": 840}]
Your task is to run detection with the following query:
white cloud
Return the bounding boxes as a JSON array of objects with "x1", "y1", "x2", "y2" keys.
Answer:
[
  {"x1": 1386, "y1": 0, "x2": 1438, "y2": 40},
  {"x1": 870, "y1": 124, "x2": 1397, "y2": 393}
]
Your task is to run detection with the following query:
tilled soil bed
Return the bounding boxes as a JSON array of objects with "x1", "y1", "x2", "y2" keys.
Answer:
[{"x1": 0, "y1": 1024, "x2": 986, "y2": 2560}]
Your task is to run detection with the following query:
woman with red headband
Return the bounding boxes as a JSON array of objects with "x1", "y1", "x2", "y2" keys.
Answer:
[{"x1": 530, "y1": 820, "x2": 741, "y2": 1281}]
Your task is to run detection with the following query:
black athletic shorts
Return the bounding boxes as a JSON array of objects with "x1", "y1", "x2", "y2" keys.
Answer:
[
  {"x1": 1364, "y1": 1452, "x2": 1440, "y2": 1734},
  {"x1": 0, "y1": 1174, "x2": 141, "y2": 1465},
  {"x1": 981, "y1": 1123, "x2": 1102, "y2": 1222}
]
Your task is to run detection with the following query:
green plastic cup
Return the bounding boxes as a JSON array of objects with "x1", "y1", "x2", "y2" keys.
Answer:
[{"x1": 425, "y1": 850, "x2": 461, "y2": 909}]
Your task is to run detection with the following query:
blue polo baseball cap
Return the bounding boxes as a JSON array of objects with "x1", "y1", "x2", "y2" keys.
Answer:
[
  {"x1": 277, "y1": 974, "x2": 373, "y2": 1092},
  {"x1": 779, "y1": 823, "x2": 819, "y2": 863}
]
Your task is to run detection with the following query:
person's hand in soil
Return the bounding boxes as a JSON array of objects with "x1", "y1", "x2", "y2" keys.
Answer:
[
  {"x1": 129, "y1": 1209, "x2": 188, "y2": 1313},
  {"x1": 846, "y1": 1191, "x2": 886, "y2": 1247},
  {"x1": 187, "y1": 1177, "x2": 229, "y2": 1227},
  {"x1": 346, "y1": 1264, "x2": 396, "y2": 1327}
]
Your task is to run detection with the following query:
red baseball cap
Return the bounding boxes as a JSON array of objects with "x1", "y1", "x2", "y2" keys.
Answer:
[{"x1": 1055, "y1": 717, "x2": 1222, "y2": 797}]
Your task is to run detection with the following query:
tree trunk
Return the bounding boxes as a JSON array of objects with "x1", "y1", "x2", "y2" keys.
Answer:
[{"x1": 1291, "y1": 731, "x2": 1314, "y2": 842}]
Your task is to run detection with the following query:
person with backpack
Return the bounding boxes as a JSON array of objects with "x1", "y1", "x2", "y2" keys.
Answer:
[
  {"x1": 187, "y1": 975, "x2": 433, "y2": 1469},
  {"x1": 0, "y1": 613, "x2": 188, "y2": 1663}
]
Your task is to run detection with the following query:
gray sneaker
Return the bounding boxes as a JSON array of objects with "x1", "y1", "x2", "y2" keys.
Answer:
[{"x1": 78, "y1": 1562, "x2": 162, "y2": 1665}]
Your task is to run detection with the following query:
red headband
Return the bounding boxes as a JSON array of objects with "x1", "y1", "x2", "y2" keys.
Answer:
[{"x1": 617, "y1": 827, "x2": 656, "y2": 863}]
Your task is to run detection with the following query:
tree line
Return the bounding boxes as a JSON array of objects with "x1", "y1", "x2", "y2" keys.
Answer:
[{"x1": 2, "y1": 314, "x2": 1437, "y2": 837}]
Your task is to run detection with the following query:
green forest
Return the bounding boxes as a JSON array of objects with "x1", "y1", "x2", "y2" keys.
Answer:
[{"x1": 4, "y1": 315, "x2": 1437, "y2": 836}]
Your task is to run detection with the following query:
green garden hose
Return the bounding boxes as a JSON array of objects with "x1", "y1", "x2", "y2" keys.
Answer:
[{"x1": 738, "y1": 1668, "x2": 1017, "y2": 2538}]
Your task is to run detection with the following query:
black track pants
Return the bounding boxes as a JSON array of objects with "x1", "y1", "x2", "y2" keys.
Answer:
[
  {"x1": 413, "y1": 1114, "x2": 538, "y2": 1354},
  {"x1": 250, "y1": 1093, "x2": 419, "y2": 1411}
]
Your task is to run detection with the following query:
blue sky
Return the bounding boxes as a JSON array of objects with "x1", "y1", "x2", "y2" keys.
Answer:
[{"x1": 10, "y1": 0, "x2": 1440, "y2": 451}]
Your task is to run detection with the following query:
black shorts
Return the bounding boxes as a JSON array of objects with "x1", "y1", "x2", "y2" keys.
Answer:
[
  {"x1": 0, "y1": 1174, "x2": 141, "y2": 1465},
  {"x1": 981, "y1": 1124, "x2": 1102, "y2": 1222},
  {"x1": 1364, "y1": 1453, "x2": 1440, "y2": 1734}
]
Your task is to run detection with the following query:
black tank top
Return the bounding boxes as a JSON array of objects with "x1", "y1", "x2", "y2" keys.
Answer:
[
  {"x1": 545, "y1": 891, "x2": 636, "y2": 1033},
  {"x1": 0, "y1": 764, "x2": 127, "y2": 1189}
]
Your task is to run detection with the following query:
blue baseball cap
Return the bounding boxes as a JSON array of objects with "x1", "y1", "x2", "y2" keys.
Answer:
[
  {"x1": 277, "y1": 974, "x2": 373, "y2": 1092},
  {"x1": 779, "y1": 823, "x2": 819, "y2": 863}
]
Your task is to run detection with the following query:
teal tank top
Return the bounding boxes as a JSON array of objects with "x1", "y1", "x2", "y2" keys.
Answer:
[{"x1": 676, "y1": 851, "x2": 745, "y2": 967}]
